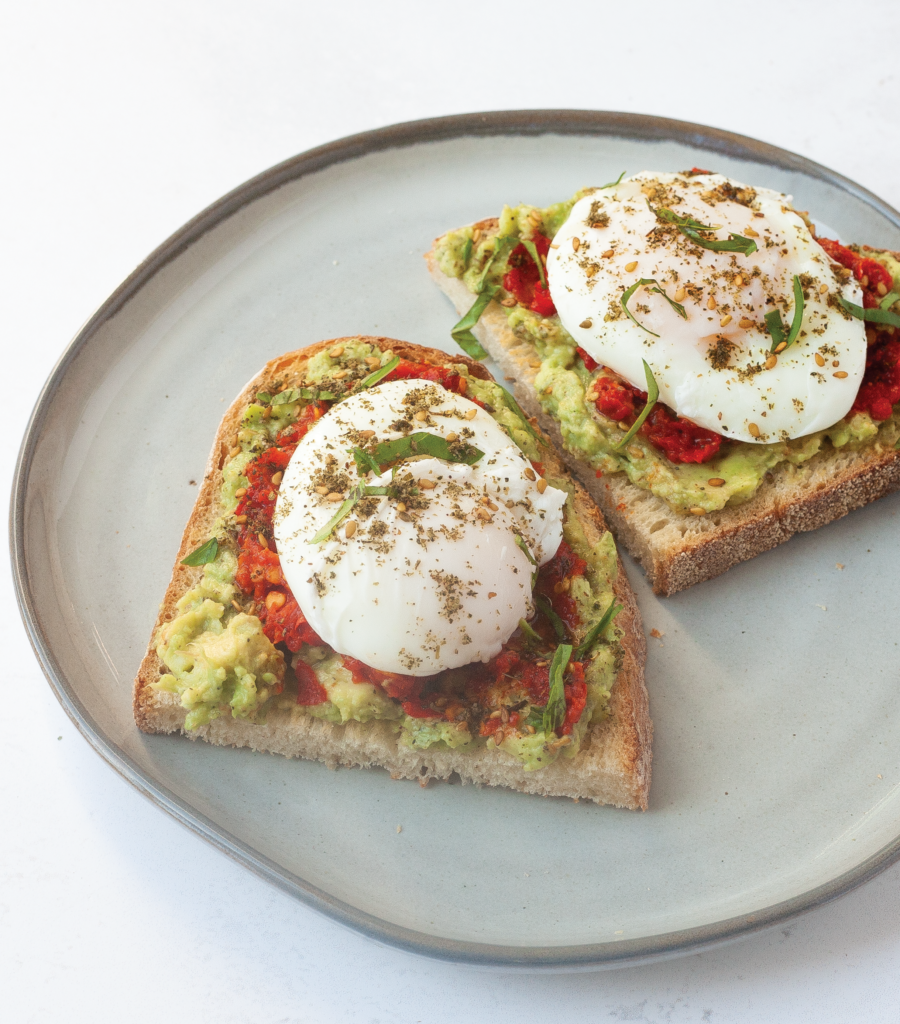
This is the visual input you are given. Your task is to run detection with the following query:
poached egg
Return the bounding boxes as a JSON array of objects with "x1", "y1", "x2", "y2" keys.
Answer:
[{"x1": 272, "y1": 378, "x2": 566, "y2": 676}]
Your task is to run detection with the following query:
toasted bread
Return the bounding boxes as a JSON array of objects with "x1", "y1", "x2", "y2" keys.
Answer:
[
  {"x1": 427, "y1": 222, "x2": 900, "y2": 596},
  {"x1": 134, "y1": 338, "x2": 651, "y2": 809}
]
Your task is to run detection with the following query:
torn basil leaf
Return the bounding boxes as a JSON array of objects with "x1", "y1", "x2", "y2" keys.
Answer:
[
  {"x1": 614, "y1": 361, "x2": 659, "y2": 452},
  {"x1": 461, "y1": 237, "x2": 473, "y2": 266},
  {"x1": 356, "y1": 355, "x2": 401, "y2": 392},
  {"x1": 880, "y1": 290, "x2": 900, "y2": 311},
  {"x1": 181, "y1": 537, "x2": 219, "y2": 566},
  {"x1": 499, "y1": 387, "x2": 546, "y2": 446},
  {"x1": 371, "y1": 431, "x2": 484, "y2": 468},
  {"x1": 621, "y1": 277, "x2": 686, "y2": 337},
  {"x1": 256, "y1": 392, "x2": 272, "y2": 405},
  {"x1": 600, "y1": 171, "x2": 626, "y2": 190},
  {"x1": 514, "y1": 534, "x2": 537, "y2": 566},
  {"x1": 838, "y1": 295, "x2": 900, "y2": 329},
  {"x1": 650, "y1": 203, "x2": 758, "y2": 256},
  {"x1": 310, "y1": 484, "x2": 365, "y2": 544},
  {"x1": 270, "y1": 388, "x2": 302, "y2": 406},
  {"x1": 574, "y1": 600, "x2": 623, "y2": 660},
  {"x1": 350, "y1": 446, "x2": 381, "y2": 477},
  {"x1": 542, "y1": 643, "x2": 573, "y2": 736},
  {"x1": 299, "y1": 387, "x2": 338, "y2": 401},
  {"x1": 451, "y1": 286, "x2": 495, "y2": 359},
  {"x1": 520, "y1": 238, "x2": 547, "y2": 288},
  {"x1": 766, "y1": 275, "x2": 804, "y2": 352},
  {"x1": 517, "y1": 618, "x2": 543, "y2": 645},
  {"x1": 535, "y1": 595, "x2": 566, "y2": 642}
]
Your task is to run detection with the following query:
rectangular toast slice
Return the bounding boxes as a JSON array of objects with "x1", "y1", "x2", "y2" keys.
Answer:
[
  {"x1": 134, "y1": 338, "x2": 651, "y2": 809},
  {"x1": 427, "y1": 221, "x2": 900, "y2": 596}
]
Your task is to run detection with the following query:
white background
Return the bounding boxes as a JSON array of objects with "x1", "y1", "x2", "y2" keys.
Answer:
[{"x1": 4, "y1": 1, "x2": 900, "y2": 1020}]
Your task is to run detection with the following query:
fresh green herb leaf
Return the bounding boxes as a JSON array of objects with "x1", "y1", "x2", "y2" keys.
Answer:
[
  {"x1": 181, "y1": 537, "x2": 219, "y2": 566},
  {"x1": 461, "y1": 237, "x2": 473, "y2": 266},
  {"x1": 299, "y1": 387, "x2": 338, "y2": 401},
  {"x1": 256, "y1": 392, "x2": 272, "y2": 405},
  {"x1": 614, "y1": 361, "x2": 659, "y2": 452},
  {"x1": 650, "y1": 202, "x2": 758, "y2": 256},
  {"x1": 895, "y1": 437, "x2": 900, "y2": 450},
  {"x1": 766, "y1": 275, "x2": 805, "y2": 352},
  {"x1": 520, "y1": 238, "x2": 547, "y2": 288},
  {"x1": 349, "y1": 446, "x2": 381, "y2": 476},
  {"x1": 451, "y1": 286, "x2": 495, "y2": 359},
  {"x1": 838, "y1": 295, "x2": 900, "y2": 329},
  {"x1": 310, "y1": 484, "x2": 365, "y2": 544},
  {"x1": 880, "y1": 290, "x2": 900, "y2": 310},
  {"x1": 355, "y1": 355, "x2": 401, "y2": 392},
  {"x1": 542, "y1": 643, "x2": 573, "y2": 736},
  {"x1": 535, "y1": 595, "x2": 566, "y2": 641},
  {"x1": 362, "y1": 485, "x2": 391, "y2": 496},
  {"x1": 473, "y1": 235, "x2": 518, "y2": 292},
  {"x1": 621, "y1": 277, "x2": 686, "y2": 336},
  {"x1": 371, "y1": 431, "x2": 484, "y2": 468},
  {"x1": 600, "y1": 171, "x2": 626, "y2": 190},
  {"x1": 514, "y1": 534, "x2": 537, "y2": 566},
  {"x1": 574, "y1": 600, "x2": 623, "y2": 660},
  {"x1": 499, "y1": 387, "x2": 547, "y2": 446},
  {"x1": 518, "y1": 618, "x2": 542, "y2": 645},
  {"x1": 270, "y1": 388, "x2": 302, "y2": 406}
]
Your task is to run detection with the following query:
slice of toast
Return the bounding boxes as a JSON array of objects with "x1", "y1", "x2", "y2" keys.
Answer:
[
  {"x1": 427, "y1": 223, "x2": 900, "y2": 596},
  {"x1": 134, "y1": 338, "x2": 651, "y2": 809}
]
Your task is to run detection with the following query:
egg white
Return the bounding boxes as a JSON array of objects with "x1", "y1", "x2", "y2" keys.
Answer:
[
  {"x1": 547, "y1": 171, "x2": 867, "y2": 443},
  {"x1": 272, "y1": 379, "x2": 566, "y2": 676}
]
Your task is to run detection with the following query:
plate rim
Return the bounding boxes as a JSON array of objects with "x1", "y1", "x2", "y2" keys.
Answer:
[{"x1": 11, "y1": 108, "x2": 900, "y2": 969}]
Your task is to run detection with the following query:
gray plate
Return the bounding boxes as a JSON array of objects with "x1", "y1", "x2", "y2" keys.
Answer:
[{"x1": 11, "y1": 111, "x2": 900, "y2": 970}]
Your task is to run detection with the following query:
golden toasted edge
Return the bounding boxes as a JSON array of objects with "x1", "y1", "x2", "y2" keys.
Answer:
[
  {"x1": 426, "y1": 234, "x2": 900, "y2": 597},
  {"x1": 132, "y1": 336, "x2": 650, "y2": 809}
]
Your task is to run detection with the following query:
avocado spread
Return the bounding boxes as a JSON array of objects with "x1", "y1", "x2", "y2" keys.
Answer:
[
  {"x1": 152, "y1": 340, "x2": 623, "y2": 771},
  {"x1": 434, "y1": 198, "x2": 900, "y2": 514}
]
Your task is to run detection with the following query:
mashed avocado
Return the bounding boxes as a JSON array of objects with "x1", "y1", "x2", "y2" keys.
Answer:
[
  {"x1": 155, "y1": 340, "x2": 623, "y2": 771},
  {"x1": 435, "y1": 201, "x2": 900, "y2": 514}
]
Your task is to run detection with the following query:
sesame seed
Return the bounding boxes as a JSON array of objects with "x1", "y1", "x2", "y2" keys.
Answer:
[
  {"x1": 487, "y1": 500, "x2": 499, "y2": 511},
  {"x1": 258, "y1": 533, "x2": 269, "y2": 548},
  {"x1": 267, "y1": 491, "x2": 275, "y2": 502},
  {"x1": 446, "y1": 432, "x2": 458, "y2": 442},
  {"x1": 263, "y1": 406, "x2": 272, "y2": 420},
  {"x1": 618, "y1": 421, "x2": 630, "y2": 431},
  {"x1": 690, "y1": 507, "x2": 706, "y2": 515},
  {"x1": 536, "y1": 478, "x2": 548, "y2": 494},
  {"x1": 834, "y1": 371, "x2": 849, "y2": 378},
  {"x1": 328, "y1": 345, "x2": 344, "y2": 358},
  {"x1": 774, "y1": 342, "x2": 787, "y2": 354},
  {"x1": 231, "y1": 600, "x2": 242, "y2": 613},
  {"x1": 839, "y1": 267, "x2": 852, "y2": 278},
  {"x1": 332, "y1": 369, "x2": 348, "y2": 379},
  {"x1": 415, "y1": 410, "x2": 427, "y2": 421},
  {"x1": 344, "y1": 521, "x2": 357, "y2": 538},
  {"x1": 708, "y1": 478, "x2": 725, "y2": 487},
  {"x1": 820, "y1": 284, "x2": 829, "y2": 294},
  {"x1": 501, "y1": 296, "x2": 517, "y2": 307},
  {"x1": 707, "y1": 296, "x2": 717, "y2": 310},
  {"x1": 625, "y1": 260, "x2": 638, "y2": 272},
  {"x1": 832, "y1": 360, "x2": 840, "y2": 367},
  {"x1": 396, "y1": 502, "x2": 406, "y2": 512},
  {"x1": 488, "y1": 592, "x2": 497, "y2": 599},
  {"x1": 326, "y1": 492, "x2": 343, "y2": 502},
  {"x1": 465, "y1": 407, "x2": 478, "y2": 420},
  {"x1": 553, "y1": 578, "x2": 571, "y2": 594},
  {"x1": 878, "y1": 282, "x2": 888, "y2": 296},
  {"x1": 765, "y1": 354, "x2": 778, "y2": 370},
  {"x1": 398, "y1": 511, "x2": 412, "y2": 522},
  {"x1": 734, "y1": 275, "x2": 743, "y2": 287},
  {"x1": 315, "y1": 485, "x2": 329, "y2": 495},
  {"x1": 748, "y1": 423, "x2": 761, "y2": 438},
  {"x1": 265, "y1": 591, "x2": 285, "y2": 612},
  {"x1": 358, "y1": 429, "x2": 375, "y2": 438},
  {"x1": 739, "y1": 318, "x2": 755, "y2": 329},
  {"x1": 745, "y1": 226, "x2": 759, "y2": 237},
  {"x1": 271, "y1": 471, "x2": 283, "y2": 486},
  {"x1": 627, "y1": 445, "x2": 643, "y2": 459},
  {"x1": 720, "y1": 314, "x2": 732, "y2": 327},
  {"x1": 585, "y1": 265, "x2": 598, "y2": 278},
  {"x1": 235, "y1": 514, "x2": 247, "y2": 524},
  {"x1": 506, "y1": 500, "x2": 515, "y2": 508},
  {"x1": 579, "y1": 318, "x2": 593, "y2": 329},
  {"x1": 572, "y1": 237, "x2": 580, "y2": 252},
  {"x1": 418, "y1": 479, "x2": 435, "y2": 490},
  {"x1": 524, "y1": 467, "x2": 536, "y2": 481},
  {"x1": 815, "y1": 352, "x2": 826, "y2": 367},
  {"x1": 490, "y1": 709, "x2": 502, "y2": 719},
  {"x1": 229, "y1": 445, "x2": 241, "y2": 459},
  {"x1": 235, "y1": 487, "x2": 247, "y2": 497},
  {"x1": 674, "y1": 287, "x2": 686, "y2": 301},
  {"x1": 601, "y1": 249, "x2": 614, "y2": 258},
  {"x1": 861, "y1": 275, "x2": 869, "y2": 288}
]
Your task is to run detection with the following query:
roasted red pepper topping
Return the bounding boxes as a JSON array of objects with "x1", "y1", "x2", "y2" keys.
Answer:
[
  {"x1": 852, "y1": 336, "x2": 900, "y2": 421},
  {"x1": 560, "y1": 661, "x2": 587, "y2": 737},
  {"x1": 534, "y1": 540, "x2": 587, "y2": 636},
  {"x1": 591, "y1": 371, "x2": 722, "y2": 464},
  {"x1": 817, "y1": 238, "x2": 893, "y2": 308},
  {"x1": 382, "y1": 358, "x2": 468, "y2": 395},
  {"x1": 576, "y1": 347, "x2": 600, "y2": 372},
  {"x1": 294, "y1": 659, "x2": 328, "y2": 706},
  {"x1": 503, "y1": 234, "x2": 557, "y2": 316}
]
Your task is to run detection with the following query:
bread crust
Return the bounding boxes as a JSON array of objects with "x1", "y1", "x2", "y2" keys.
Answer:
[
  {"x1": 133, "y1": 338, "x2": 651, "y2": 809},
  {"x1": 427, "y1": 233, "x2": 900, "y2": 596}
]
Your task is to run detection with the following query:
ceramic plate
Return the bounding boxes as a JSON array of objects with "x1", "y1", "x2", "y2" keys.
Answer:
[{"x1": 12, "y1": 111, "x2": 900, "y2": 969}]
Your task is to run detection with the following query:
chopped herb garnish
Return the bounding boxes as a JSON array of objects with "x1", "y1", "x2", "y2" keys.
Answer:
[
  {"x1": 349, "y1": 446, "x2": 381, "y2": 476},
  {"x1": 256, "y1": 392, "x2": 272, "y2": 405},
  {"x1": 355, "y1": 355, "x2": 401, "y2": 392},
  {"x1": 649, "y1": 202, "x2": 758, "y2": 256},
  {"x1": 461, "y1": 237, "x2": 473, "y2": 266},
  {"x1": 514, "y1": 533, "x2": 537, "y2": 566},
  {"x1": 880, "y1": 290, "x2": 900, "y2": 311},
  {"x1": 520, "y1": 238, "x2": 547, "y2": 288},
  {"x1": 600, "y1": 171, "x2": 626, "y2": 189},
  {"x1": 518, "y1": 618, "x2": 542, "y2": 644},
  {"x1": 499, "y1": 387, "x2": 547, "y2": 446},
  {"x1": 473, "y1": 235, "x2": 518, "y2": 292},
  {"x1": 766, "y1": 275, "x2": 805, "y2": 352},
  {"x1": 574, "y1": 600, "x2": 623, "y2": 661},
  {"x1": 270, "y1": 388, "x2": 302, "y2": 406},
  {"x1": 451, "y1": 286, "x2": 495, "y2": 359},
  {"x1": 542, "y1": 643, "x2": 573, "y2": 736},
  {"x1": 621, "y1": 277, "x2": 687, "y2": 337},
  {"x1": 371, "y1": 431, "x2": 484, "y2": 468},
  {"x1": 310, "y1": 486, "x2": 364, "y2": 545},
  {"x1": 614, "y1": 361, "x2": 659, "y2": 452},
  {"x1": 181, "y1": 537, "x2": 218, "y2": 566},
  {"x1": 299, "y1": 387, "x2": 338, "y2": 401},
  {"x1": 838, "y1": 295, "x2": 900, "y2": 329},
  {"x1": 535, "y1": 595, "x2": 566, "y2": 641}
]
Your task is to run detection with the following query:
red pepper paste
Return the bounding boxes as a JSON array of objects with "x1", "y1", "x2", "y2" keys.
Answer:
[{"x1": 503, "y1": 234, "x2": 556, "y2": 317}]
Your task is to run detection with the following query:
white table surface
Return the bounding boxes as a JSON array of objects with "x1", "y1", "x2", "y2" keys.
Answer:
[{"x1": 5, "y1": 1, "x2": 900, "y2": 1020}]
